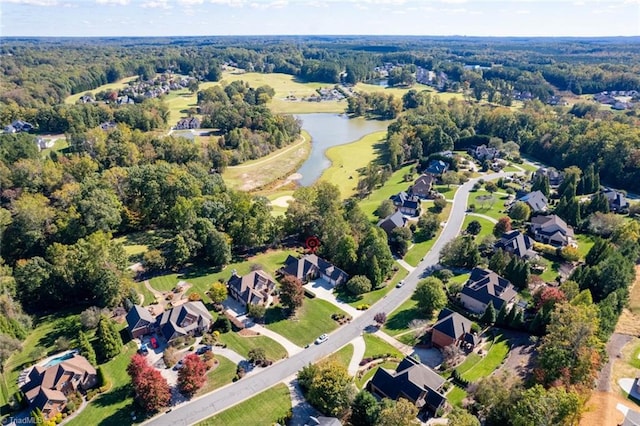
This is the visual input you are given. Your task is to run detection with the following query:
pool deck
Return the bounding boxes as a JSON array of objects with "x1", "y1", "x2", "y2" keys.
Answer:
[{"x1": 17, "y1": 349, "x2": 79, "y2": 388}]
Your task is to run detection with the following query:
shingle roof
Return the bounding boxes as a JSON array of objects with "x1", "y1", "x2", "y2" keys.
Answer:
[
  {"x1": 126, "y1": 305, "x2": 155, "y2": 331},
  {"x1": 531, "y1": 214, "x2": 574, "y2": 238},
  {"x1": 461, "y1": 268, "x2": 517, "y2": 309},
  {"x1": 495, "y1": 230, "x2": 535, "y2": 258},
  {"x1": 410, "y1": 174, "x2": 435, "y2": 197},
  {"x1": 517, "y1": 190, "x2": 548, "y2": 212},
  {"x1": 280, "y1": 254, "x2": 349, "y2": 285},
  {"x1": 433, "y1": 308, "x2": 472, "y2": 340},
  {"x1": 158, "y1": 301, "x2": 212, "y2": 342},
  {"x1": 425, "y1": 160, "x2": 448, "y2": 175},
  {"x1": 227, "y1": 270, "x2": 276, "y2": 305}
]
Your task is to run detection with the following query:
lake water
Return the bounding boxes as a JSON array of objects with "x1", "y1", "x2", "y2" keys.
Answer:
[{"x1": 294, "y1": 113, "x2": 390, "y2": 186}]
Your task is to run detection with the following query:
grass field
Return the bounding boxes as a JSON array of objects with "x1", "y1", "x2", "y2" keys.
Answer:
[
  {"x1": 324, "y1": 344, "x2": 355, "y2": 370},
  {"x1": 382, "y1": 297, "x2": 423, "y2": 338},
  {"x1": 164, "y1": 88, "x2": 197, "y2": 124},
  {"x1": 222, "y1": 132, "x2": 311, "y2": 192},
  {"x1": 456, "y1": 333, "x2": 509, "y2": 382},
  {"x1": 218, "y1": 332, "x2": 287, "y2": 361},
  {"x1": 404, "y1": 203, "x2": 453, "y2": 267},
  {"x1": 264, "y1": 298, "x2": 345, "y2": 346},
  {"x1": 435, "y1": 185, "x2": 459, "y2": 200},
  {"x1": 575, "y1": 233, "x2": 596, "y2": 259},
  {"x1": 356, "y1": 361, "x2": 399, "y2": 389},
  {"x1": 40, "y1": 138, "x2": 69, "y2": 157},
  {"x1": 447, "y1": 385, "x2": 467, "y2": 407},
  {"x1": 148, "y1": 249, "x2": 300, "y2": 297},
  {"x1": 64, "y1": 76, "x2": 139, "y2": 104},
  {"x1": 319, "y1": 131, "x2": 388, "y2": 199},
  {"x1": 113, "y1": 229, "x2": 172, "y2": 263},
  {"x1": 467, "y1": 190, "x2": 510, "y2": 220},
  {"x1": 132, "y1": 281, "x2": 156, "y2": 306},
  {"x1": 197, "y1": 355, "x2": 237, "y2": 396},
  {"x1": 462, "y1": 215, "x2": 495, "y2": 242},
  {"x1": 359, "y1": 164, "x2": 416, "y2": 220},
  {"x1": 363, "y1": 334, "x2": 403, "y2": 359},
  {"x1": 197, "y1": 383, "x2": 291, "y2": 426}
]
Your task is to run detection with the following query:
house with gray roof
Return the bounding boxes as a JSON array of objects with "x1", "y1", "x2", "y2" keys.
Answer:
[
  {"x1": 603, "y1": 189, "x2": 630, "y2": 212},
  {"x1": 377, "y1": 210, "x2": 408, "y2": 237},
  {"x1": 279, "y1": 254, "x2": 349, "y2": 287},
  {"x1": 227, "y1": 270, "x2": 276, "y2": 307},
  {"x1": 530, "y1": 214, "x2": 574, "y2": 247},
  {"x1": 460, "y1": 268, "x2": 517, "y2": 314},
  {"x1": 368, "y1": 356, "x2": 446, "y2": 415},
  {"x1": 472, "y1": 144, "x2": 499, "y2": 161},
  {"x1": 158, "y1": 301, "x2": 212, "y2": 343},
  {"x1": 389, "y1": 191, "x2": 421, "y2": 216},
  {"x1": 431, "y1": 308, "x2": 479, "y2": 350},
  {"x1": 517, "y1": 190, "x2": 548, "y2": 212},
  {"x1": 126, "y1": 305, "x2": 157, "y2": 339},
  {"x1": 495, "y1": 230, "x2": 535, "y2": 259},
  {"x1": 534, "y1": 167, "x2": 563, "y2": 186},
  {"x1": 409, "y1": 174, "x2": 436, "y2": 199}
]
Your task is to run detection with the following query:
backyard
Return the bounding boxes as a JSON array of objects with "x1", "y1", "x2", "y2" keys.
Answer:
[
  {"x1": 264, "y1": 298, "x2": 346, "y2": 346},
  {"x1": 358, "y1": 164, "x2": 417, "y2": 220},
  {"x1": 455, "y1": 333, "x2": 510, "y2": 382}
]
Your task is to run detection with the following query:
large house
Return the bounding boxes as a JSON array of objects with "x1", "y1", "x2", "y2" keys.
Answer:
[
  {"x1": 517, "y1": 190, "x2": 548, "y2": 212},
  {"x1": 409, "y1": 174, "x2": 436, "y2": 199},
  {"x1": 431, "y1": 308, "x2": 479, "y2": 350},
  {"x1": 389, "y1": 192, "x2": 421, "y2": 216},
  {"x1": 603, "y1": 189, "x2": 629, "y2": 212},
  {"x1": 424, "y1": 160, "x2": 449, "y2": 176},
  {"x1": 377, "y1": 211, "x2": 407, "y2": 237},
  {"x1": 157, "y1": 301, "x2": 213, "y2": 343},
  {"x1": 459, "y1": 268, "x2": 517, "y2": 314},
  {"x1": 530, "y1": 214, "x2": 574, "y2": 247},
  {"x1": 4, "y1": 120, "x2": 34, "y2": 134},
  {"x1": 20, "y1": 353, "x2": 97, "y2": 420},
  {"x1": 279, "y1": 254, "x2": 349, "y2": 287},
  {"x1": 534, "y1": 167, "x2": 563, "y2": 187},
  {"x1": 175, "y1": 117, "x2": 200, "y2": 130},
  {"x1": 227, "y1": 270, "x2": 276, "y2": 307},
  {"x1": 368, "y1": 356, "x2": 447, "y2": 415},
  {"x1": 495, "y1": 230, "x2": 536, "y2": 259},
  {"x1": 472, "y1": 145, "x2": 499, "y2": 161},
  {"x1": 125, "y1": 305, "x2": 156, "y2": 339}
]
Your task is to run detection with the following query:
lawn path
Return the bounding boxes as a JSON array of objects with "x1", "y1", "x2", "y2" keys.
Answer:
[
  {"x1": 373, "y1": 330, "x2": 414, "y2": 356},
  {"x1": 396, "y1": 259, "x2": 416, "y2": 272},
  {"x1": 247, "y1": 322, "x2": 304, "y2": 356},
  {"x1": 466, "y1": 212, "x2": 498, "y2": 224},
  {"x1": 226, "y1": 134, "x2": 307, "y2": 169},
  {"x1": 348, "y1": 336, "x2": 366, "y2": 376},
  {"x1": 143, "y1": 280, "x2": 164, "y2": 305}
]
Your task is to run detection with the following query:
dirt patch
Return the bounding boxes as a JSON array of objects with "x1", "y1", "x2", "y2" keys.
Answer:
[
  {"x1": 611, "y1": 337, "x2": 640, "y2": 395},
  {"x1": 239, "y1": 329, "x2": 260, "y2": 337},
  {"x1": 270, "y1": 195, "x2": 294, "y2": 208},
  {"x1": 580, "y1": 391, "x2": 628, "y2": 426}
]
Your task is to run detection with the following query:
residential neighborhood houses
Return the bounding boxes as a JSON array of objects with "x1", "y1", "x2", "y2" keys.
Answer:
[{"x1": 459, "y1": 267, "x2": 517, "y2": 314}]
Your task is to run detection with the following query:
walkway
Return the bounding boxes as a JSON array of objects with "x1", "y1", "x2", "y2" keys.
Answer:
[
  {"x1": 303, "y1": 280, "x2": 362, "y2": 318},
  {"x1": 396, "y1": 259, "x2": 416, "y2": 272},
  {"x1": 211, "y1": 347, "x2": 246, "y2": 365},
  {"x1": 348, "y1": 336, "x2": 366, "y2": 376},
  {"x1": 143, "y1": 280, "x2": 165, "y2": 305},
  {"x1": 246, "y1": 322, "x2": 303, "y2": 356},
  {"x1": 466, "y1": 212, "x2": 498, "y2": 224},
  {"x1": 373, "y1": 330, "x2": 414, "y2": 355},
  {"x1": 285, "y1": 378, "x2": 320, "y2": 426}
]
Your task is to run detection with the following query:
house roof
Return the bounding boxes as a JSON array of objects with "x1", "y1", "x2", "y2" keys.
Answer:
[
  {"x1": 126, "y1": 305, "x2": 156, "y2": 331},
  {"x1": 495, "y1": 230, "x2": 535, "y2": 258},
  {"x1": 433, "y1": 308, "x2": 476, "y2": 344},
  {"x1": 517, "y1": 190, "x2": 548, "y2": 212},
  {"x1": 461, "y1": 268, "x2": 517, "y2": 309},
  {"x1": 410, "y1": 174, "x2": 435, "y2": 195},
  {"x1": 531, "y1": 214, "x2": 574, "y2": 238},
  {"x1": 370, "y1": 356, "x2": 445, "y2": 409},
  {"x1": 158, "y1": 301, "x2": 213, "y2": 342},
  {"x1": 390, "y1": 192, "x2": 420, "y2": 210},
  {"x1": 377, "y1": 211, "x2": 407, "y2": 234},
  {"x1": 281, "y1": 254, "x2": 349, "y2": 285},
  {"x1": 425, "y1": 160, "x2": 448, "y2": 175},
  {"x1": 603, "y1": 189, "x2": 629, "y2": 209},
  {"x1": 227, "y1": 270, "x2": 276, "y2": 305}
]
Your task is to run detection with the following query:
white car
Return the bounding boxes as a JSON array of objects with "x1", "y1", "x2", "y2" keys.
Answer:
[
  {"x1": 315, "y1": 334, "x2": 329, "y2": 345},
  {"x1": 396, "y1": 280, "x2": 405, "y2": 288}
]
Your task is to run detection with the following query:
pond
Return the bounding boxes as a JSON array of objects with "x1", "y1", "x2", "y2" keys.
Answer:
[{"x1": 294, "y1": 113, "x2": 390, "y2": 186}]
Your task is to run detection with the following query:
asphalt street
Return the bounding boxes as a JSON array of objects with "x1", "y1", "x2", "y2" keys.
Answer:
[{"x1": 145, "y1": 171, "x2": 516, "y2": 426}]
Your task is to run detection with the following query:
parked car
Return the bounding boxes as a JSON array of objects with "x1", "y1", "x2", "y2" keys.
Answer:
[
  {"x1": 150, "y1": 337, "x2": 158, "y2": 349},
  {"x1": 197, "y1": 345, "x2": 212, "y2": 355},
  {"x1": 138, "y1": 343, "x2": 149, "y2": 355},
  {"x1": 315, "y1": 334, "x2": 329, "y2": 345},
  {"x1": 173, "y1": 359, "x2": 184, "y2": 370},
  {"x1": 396, "y1": 280, "x2": 405, "y2": 288}
]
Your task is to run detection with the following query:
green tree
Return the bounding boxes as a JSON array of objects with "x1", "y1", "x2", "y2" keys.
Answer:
[
  {"x1": 77, "y1": 330, "x2": 96, "y2": 365},
  {"x1": 334, "y1": 235, "x2": 358, "y2": 273},
  {"x1": 442, "y1": 171, "x2": 459, "y2": 188},
  {"x1": 389, "y1": 227, "x2": 412, "y2": 256},
  {"x1": 95, "y1": 316, "x2": 122, "y2": 361},
  {"x1": 247, "y1": 303, "x2": 266, "y2": 321},
  {"x1": 375, "y1": 200, "x2": 396, "y2": 219},
  {"x1": 509, "y1": 385, "x2": 581, "y2": 426},
  {"x1": 496, "y1": 303, "x2": 509, "y2": 327},
  {"x1": 306, "y1": 360, "x2": 355, "y2": 417},
  {"x1": 209, "y1": 281, "x2": 228, "y2": 304},
  {"x1": 466, "y1": 220, "x2": 482, "y2": 236},
  {"x1": 480, "y1": 301, "x2": 496, "y2": 324},
  {"x1": 448, "y1": 407, "x2": 480, "y2": 426},
  {"x1": 376, "y1": 398, "x2": 419, "y2": 426},
  {"x1": 488, "y1": 248, "x2": 510, "y2": 275},
  {"x1": 417, "y1": 212, "x2": 440, "y2": 241},
  {"x1": 509, "y1": 201, "x2": 531, "y2": 222},
  {"x1": 439, "y1": 235, "x2": 480, "y2": 269},
  {"x1": 413, "y1": 277, "x2": 447, "y2": 318},
  {"x1": 350, "y1": 390, "x2": 380, "y2": 426},
  {"x1": 346, "y1": 275, "x2": 372, "y2": 296}
]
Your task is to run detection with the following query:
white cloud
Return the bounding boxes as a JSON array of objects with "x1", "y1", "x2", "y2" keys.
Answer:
[
  {"x1": 515, "y1": 9, "x2": 530, "y2": 14},
  {"x1": 178, "y1": 0, "x2": 204, "y2": 4},
  {"x1": 209, "y1": 0, "x2": 246, "y2": 6},
  {"x1": 96, "y1": 0, "x2": 130, "y2": 4},
  {"x1": 250, "y1": 0, "x2": 287, "y2": 9},
  {"x1": 3, "y1": 0, "x2": 58, "y2": 5},
  {"x1": 141, "y1": 0, "x2": 171, "y2": 8}
]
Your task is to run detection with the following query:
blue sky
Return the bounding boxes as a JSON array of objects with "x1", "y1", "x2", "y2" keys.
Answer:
[{"x1": 1, "y1": 0, "x2": 639, "y2": 37}]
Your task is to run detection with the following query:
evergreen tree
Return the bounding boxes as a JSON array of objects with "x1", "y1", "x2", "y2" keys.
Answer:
[
  {"x1": 511, "y1": 308, "x2": 525, "y2": 330},
  {"x1": 78, "y1": 330, "x2": 96, "y2": 365},
  {"x1": 350, "y1": 390, "x2": 380, "y2": 426},
  {"x1": 95, "y1": 315, "x2": 122, "y2": 361},
  {"x1": 489, "y1": 249, "x2": 510, "y2": 275},
  {"x1": 480, "y1": 301, "x2": 497, "y2": 325},
  {"x1": 496, "y1": 303, "x2": 508, "y2": 326},
  {"x1": 504, "y1": 305, "x2": 517, "y2": 327}
]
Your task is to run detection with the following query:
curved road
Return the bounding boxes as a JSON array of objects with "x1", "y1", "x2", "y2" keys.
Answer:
[{"x1": 145, "y1": 171, "x2": 519, "y2": 426}]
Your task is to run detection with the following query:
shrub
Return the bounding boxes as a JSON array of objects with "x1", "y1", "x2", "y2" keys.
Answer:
[
  {"x1": 213, "y1": 317, "x2": 232, "y2": 333},
  {"x1": 163, "y1": 347, "x2": 178, "y2": 368},
  {"x1": 188, "y1": 292, "x2": 202, "y2": 301},
  {"x1": 357, "y1": 304, "x2": 370, "y2": 311},
  {"x1": 79, "y1": 306, "x2": 103, "y2": 330}
]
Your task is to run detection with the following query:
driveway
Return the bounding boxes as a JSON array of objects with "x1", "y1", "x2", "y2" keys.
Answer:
[
  {"x1": 348, "y1": 336, "x2": 366, "y2": 376},
  {"x1": 599, "y1": 332, "x2": 633, "y2": 391},
  {"x1": 286, "y1": 378, "x2": 320, "y2": 426},
  {"x1": 304, "y1": 279, "x2": 362, "y2": 318},
  {"x1": 411, "y1": 348, "x2": 443, "y2": 369}
]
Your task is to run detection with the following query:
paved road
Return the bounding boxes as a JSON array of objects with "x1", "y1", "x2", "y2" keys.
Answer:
[{"x1": 145, "y1": 171, "x2": 517, "y2": 426}]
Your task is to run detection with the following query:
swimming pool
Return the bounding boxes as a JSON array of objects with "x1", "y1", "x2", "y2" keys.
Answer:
[{"x1": 43, "y1": 352, "x2": 75, "y2": 368}]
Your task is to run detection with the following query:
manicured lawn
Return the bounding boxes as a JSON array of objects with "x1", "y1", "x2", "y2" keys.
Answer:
[
  {"x1": 320, "y1": 131, "x2": 388, "y2": 199},
  {"x1": 359, "y1": 164, "x2": 416, "y2": 221},
  {"x1": 468, "y1": 189, "x2": 511, "y2": 220},
  {"x1": 336, "y1": 268, "x2": 408, "y2": 308},
  {"x1": 113, "y1": 229, "x2": 171, "y2": 263},
  {"x1": 264, "y1": 298, "x2": 345, "y2": 347},
  {"x1": 164, "y1": 88, "x2": 197, "y2": 124},
  {"x1": 197, "y1": 355, "x2": 237, "y2": 396},
  {"x1": 325, "y1": 344, "x2": 354, "y2": 370},
  {"x1": 434, "y1": 185, "x2": 459, "y2": 200},
  {"x1": 40, "y1": 138, "x2": 69, "y2": 157},
  {"x1": 462, "y1": 215, "x2": 495, "y2": 242},
  {"x1": 363, "y1": 334, "x2": 403, "y2": 359},
  {"x1": 404, "y1": 203, "x2": 452, "y2": 267},
  {"x1": 148, "y1": 249, "x2": 300, "y2": 297},
  {"x1": 218, "y1": 332, "x2": 287, "y2": 361},
  {"x1": 519, "y1": 161, "x2": 540, "y2": 173},
  {"x1": 132, "y1": 281, "x2": 157, "y2": 306},
  {"x1": 355, "y1": 361, "x2": 399, "y2": 389},
  {"x1": 447, "y1": 385, "x2": 467, "y2": 407},
  {"x1": 382, "y1": 298, "x2": 424, "y2": 337},
  {"x1": 456, "y1": 333, "x2": 510, "y2": 382},
  {"x1": 448, "y1": 273, "x2": 470, "y2": 286},
  {"x1": 197, "y1": 383, "x2": 291, "y2": 426},
  {"x1": 533, "y1": 257, "x2": 561, "y2": 282},
  {"x1": 222, "y1": 132, "x2": 311, "y2": 192},
  {"x1": 67, "y1": 341, "x2": 139, "y2": 426},
  {"x1": 575, "y1": 233, "x2": 596, "y2": 259}
]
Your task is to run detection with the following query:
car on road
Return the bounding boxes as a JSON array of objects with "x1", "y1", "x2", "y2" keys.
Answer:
[
  {"x1": 315, "y1": 334, "x2": 329, "y2": 345},
  {"x1": 396, "y1": 280, "x2": 405, "y2": 288}
]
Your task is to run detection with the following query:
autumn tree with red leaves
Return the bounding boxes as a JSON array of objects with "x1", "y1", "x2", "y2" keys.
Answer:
[
  {"x1": 492, "y1": 216, "x2": 512, "y2": 237},
  {"x1": 177, "y1": 353, "x2": 207, "y2": 397},
  {"x1": 279, "y1": 275, "x2": 304, "y2": 313},
  {"x1": 533, "y1": 286, "x2": 566, "y2": 312},
  {"x1": 127, "y1": 353, "x2": 171, "y2": 412}
]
